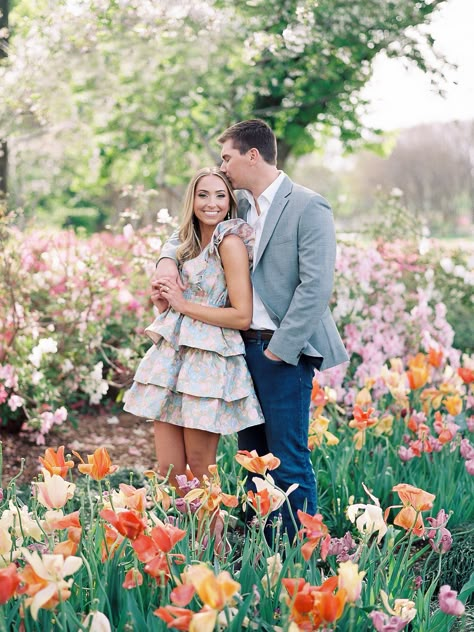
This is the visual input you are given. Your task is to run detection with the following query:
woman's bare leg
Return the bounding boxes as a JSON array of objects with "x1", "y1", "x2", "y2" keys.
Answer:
[
  {"x1": 183, "y1": 428, "x2": 220, "y2": 482},
  {"x1": 154, "y1": 421, "x2": 187, "y2": 493}
]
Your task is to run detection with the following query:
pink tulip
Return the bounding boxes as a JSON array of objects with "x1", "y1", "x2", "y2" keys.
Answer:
[
  {"x1": 438, "y1": 585, "x2": 465, "y2": 616},
  {"x1": 460, "y1": 439, "x2": 474, "y2": 460},
  {"x1": 35, "y1": 470, "x2": 76, "y2": 509},
  {"x1": 370, "y1": 611, "x2": 408, "y2": 631},
  {"x1": 429, "y1": 527, "x2": 453, "y2": 554}
]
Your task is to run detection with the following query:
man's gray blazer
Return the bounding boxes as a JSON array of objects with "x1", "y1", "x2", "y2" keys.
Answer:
[{"x1": 159, "y1": 175, "x2": 349, "y2": 370}]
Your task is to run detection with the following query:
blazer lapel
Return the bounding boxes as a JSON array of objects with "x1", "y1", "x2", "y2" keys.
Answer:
[{"x1": 254, "y1": 176, "x2": 292, "y2": 268}]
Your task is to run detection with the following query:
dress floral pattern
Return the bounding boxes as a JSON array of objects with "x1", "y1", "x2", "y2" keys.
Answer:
[{"x1": 123, "y1": 219, "x2": 265, "y2": 434}]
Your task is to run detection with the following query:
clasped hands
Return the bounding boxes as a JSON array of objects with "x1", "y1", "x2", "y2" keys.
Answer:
[{"x1": 151, "y1": 273, "x2": 186, "y2": 314}]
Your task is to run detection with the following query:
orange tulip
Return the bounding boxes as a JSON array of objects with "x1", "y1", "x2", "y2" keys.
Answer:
[
  {"x1": 39, "y1": 446, "x2": 74, "y2": 478},
  {"x1": 311, "y1": 380, "x2": 327, "y2": 407},
  {"x1": 72, "y1": 447, "x2": 118, "y2": 480},
  {"x1": 170, "y1": 584, "x2": 196, "y2": 607},
  {"x1": 349, "y1": 406, "x2": 378, "y2": 430},
  {"x1": 154, "y1": 605, "x2": 193, "y2": 630},
  {"x1": 297, "y1": 510, "x2": 331, "y2": 562},
  {"x1": 393, "y1": 506, "x2": 425, "y2": 536},
  {"x1": 101, "y1": 525, "x2": 124, "y2": 562},
  {"x1": 132, "y1": 522, "x2": 186, "y2": 582},
  {"x1": 100, "y1": 508, "x2": 147, "y2": 541},
  {"x1": 393, "y1": 483, "x2": 435, "y2": 512},
  {"x1": 406, "y1": 354, "x2": 430, "y2": 390},
  {"x1": 148, "y1": 521, "x2": 187, "y2": 553},
  {"x1": 46, "y1": 510, "x2": 81, "y2": 531},
  {"x1": 314, "y1": 587, "x2": 347, "y2": 625},
  {"x1": 282, "y1": 576, "x2": 347, "y2": 629},
  {"x1": 0, "y1": 563, "x2": 21, "y2": 605},
  {"x1": 428, "y1": 347, "x2": 443, "y2": 368},
  {"x1": 458, "y1": 367, "x2": 474, "y2": 384},
  {"x1": 122, "y1": 568, "x2": 143, "y2": 590},
  {"x1": 118, "y1": 483, "x2": 147, "y2": 513},
  {"x1": 234, "y1": 450, "x2": 280, "y2": 475},
  {"x1": 349, "y1": 406, "x2": 378, "y2": 449},
  {"x1": 53, "y1": 539, "x2": 78, "y2": 557},
  {"x1": 389, "y1": 483, "x2": 435, "y2": 536},
  {"x1": 247, "y1": 488, "x2": 271, "y2": 516}
]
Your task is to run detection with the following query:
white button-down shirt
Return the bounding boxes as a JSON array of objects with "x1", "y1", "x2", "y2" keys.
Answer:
[{"x1": 241, "y1": 171, "x2": 286, "y2": 330}]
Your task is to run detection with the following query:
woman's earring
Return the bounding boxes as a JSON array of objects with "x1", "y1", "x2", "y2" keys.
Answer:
[{"x1": 226, "y1": 211, "x2": 231, "y2": 220}]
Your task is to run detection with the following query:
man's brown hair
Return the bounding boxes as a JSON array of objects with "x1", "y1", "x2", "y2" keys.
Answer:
[{"x1": 218, "y1": 119, "x2": 277, "y2": 165}]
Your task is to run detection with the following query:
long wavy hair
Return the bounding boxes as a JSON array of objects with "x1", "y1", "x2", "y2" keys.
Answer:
[{"x1": 176, "y1": 167, "x2": 238, "y2": 263}]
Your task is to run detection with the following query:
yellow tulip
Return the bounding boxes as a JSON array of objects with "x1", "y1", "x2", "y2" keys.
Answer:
[
  {"x1": 355, "y1": 387, "x2": 372, "y2": 407},
  {"x1": 337, "y1": 560, "x2": 366, "y2": 603},
  {"x1": 185, "y1": 564, "x2": 240, "y2": 611},
  {"x1": 444, "y1": 395, "x2": 462, "y2": 416}
]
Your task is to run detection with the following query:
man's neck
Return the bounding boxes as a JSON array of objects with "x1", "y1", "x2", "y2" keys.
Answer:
[{"x1": 251, "y1": 166, "x2": 281, "y2": 199}]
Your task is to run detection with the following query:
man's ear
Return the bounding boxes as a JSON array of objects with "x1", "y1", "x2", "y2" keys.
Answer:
[{"x1": 248, "y1": 147, "x2": 260, "y2": 163}]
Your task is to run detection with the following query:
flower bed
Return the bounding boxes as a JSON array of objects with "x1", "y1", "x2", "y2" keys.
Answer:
[{"x1": 0, "y1": 437, "x2": 473, "y2": 631}]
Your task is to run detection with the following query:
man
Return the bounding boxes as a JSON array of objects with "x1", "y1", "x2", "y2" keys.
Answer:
[{"x1": 154, "y1": 119, "x2": 348, "y2": 541}]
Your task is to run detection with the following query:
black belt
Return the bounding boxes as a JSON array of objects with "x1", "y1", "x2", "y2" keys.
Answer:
[{"x1": 241, "y1": 328, "x2": 274, "y2": 341}]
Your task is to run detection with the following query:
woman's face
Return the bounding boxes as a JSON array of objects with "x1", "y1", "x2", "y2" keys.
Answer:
[{"x1": 193, "y1": 175, "x2": 230, "y2": 230}]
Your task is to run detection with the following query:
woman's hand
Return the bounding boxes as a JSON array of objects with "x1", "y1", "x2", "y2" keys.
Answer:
[{"x1": 159, "y1": 278, "x2": 188, "y2": 314}]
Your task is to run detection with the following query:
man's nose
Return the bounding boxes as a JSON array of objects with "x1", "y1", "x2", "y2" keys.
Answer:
[{"x1": 220, "y1": 161, "x2": 226, "y2": 172}]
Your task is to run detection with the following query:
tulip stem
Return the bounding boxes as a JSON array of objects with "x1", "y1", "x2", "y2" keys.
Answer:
[{"x1": 348, "y1": 604, "x2": 356, "y2": 631}]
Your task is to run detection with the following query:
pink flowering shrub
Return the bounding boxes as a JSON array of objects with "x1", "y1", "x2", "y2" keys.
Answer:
[
  {"x1": 319, "y1": 238, "x2": 473, "y2": 403},
  {"x1": 0, "y1": 208, "x2": 176, "y2": 442}
]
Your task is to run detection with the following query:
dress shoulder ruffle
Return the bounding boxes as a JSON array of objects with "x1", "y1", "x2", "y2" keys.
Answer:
[{"x1": 208, "y1": 218, "x2": 254, "y2": 263}]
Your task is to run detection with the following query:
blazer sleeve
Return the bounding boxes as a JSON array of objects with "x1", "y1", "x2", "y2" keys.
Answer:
[
  {"x1": 268, "y1": 196, "x2": 336, "y2": 365},
  {"x1": 157, "y1": 230, "x2": 180, "y2": 264}
]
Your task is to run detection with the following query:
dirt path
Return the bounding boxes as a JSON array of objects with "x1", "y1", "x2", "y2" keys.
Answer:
[{"x1": 0, "y1": 410, "x2": 156, "y2": 487}]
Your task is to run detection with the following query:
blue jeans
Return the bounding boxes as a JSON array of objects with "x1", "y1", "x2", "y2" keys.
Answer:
[{"x1": 238, "y1": 338, "x2": 320, "y2": 542}]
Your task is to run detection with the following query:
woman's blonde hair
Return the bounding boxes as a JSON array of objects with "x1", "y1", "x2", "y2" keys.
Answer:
[{"x1": 176, "y1": 167, "x2": 237, "y2": 263}]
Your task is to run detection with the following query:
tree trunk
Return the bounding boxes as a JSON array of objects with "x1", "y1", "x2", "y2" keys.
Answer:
[
  {"x1": 0, "y1": 0, "x2": 8, "y2": 196},
  {"x1": 276, "y1": 139, "x2": 291, "y2": 170}
]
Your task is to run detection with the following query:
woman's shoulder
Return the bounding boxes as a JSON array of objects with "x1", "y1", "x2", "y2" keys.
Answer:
[{"x1": 209, "y1": 218, "x2": 254, "y2": 261}]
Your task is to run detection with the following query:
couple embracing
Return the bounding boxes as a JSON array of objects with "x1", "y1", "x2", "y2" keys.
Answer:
[{"x1": 124, "y1": 119, "x2": 348, "y2": 541}]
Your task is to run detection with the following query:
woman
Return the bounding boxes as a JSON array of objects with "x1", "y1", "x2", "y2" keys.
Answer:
[{"x1": 124, "y1": 167, "x2": 264, "y2": 489}]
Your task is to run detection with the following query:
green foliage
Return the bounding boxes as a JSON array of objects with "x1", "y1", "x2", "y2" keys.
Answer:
[
  {"x1": 0, "y1": 0, "x2": 449, "y2": 222},
  {"x1": 425, "y1": 526, "x2": 474, "y2": 596}
]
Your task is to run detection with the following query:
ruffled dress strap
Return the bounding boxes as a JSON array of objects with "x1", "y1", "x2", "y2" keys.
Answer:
[{"x1": 208, "y1": 218, "x2": 255, "y2": 265}]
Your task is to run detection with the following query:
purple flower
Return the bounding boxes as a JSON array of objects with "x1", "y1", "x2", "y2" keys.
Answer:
[
  {"x1": 174, "y1": 497, "x2": 201, "y2": 514},
  {"x1": 327, "y1": 532, "x2": 357, "y2": 561},
  {"x1": 370, "y1": 611, "x2": 408, "y2": 631},
  {"x1": 398, "y1": 446, "x2": 415, "y2": 462},
  {"x1": 460, "y1": 439, "x2": 474, "y2": 460},
  {"x1": 429, "y1": 527, "x2": 453, "y2": 554},
  {"x1": 466, "y1": 415, "x2": 474, "y2": 433},
  {"x1": 174, "y1": 474, "x2": 201, "y2": 494},
  {"x1": 466, "y1": 459, "x2": 474, "y2": 476},
  {"x1": 439, "y1": 585, "x2": 465, "y2": 616},
  {"x1": 427, "y1": 509, "x2": 449, "y2": 532}
]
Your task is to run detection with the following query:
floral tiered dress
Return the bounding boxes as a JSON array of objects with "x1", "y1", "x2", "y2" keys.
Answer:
[{"x1": 123, "y1": 219, "x2": 265, "y2": 435}]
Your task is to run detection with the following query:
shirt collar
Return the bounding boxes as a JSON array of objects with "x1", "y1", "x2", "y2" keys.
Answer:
[{"x1": 241, "y1": 171, "x2": 286, "y2": 207}]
